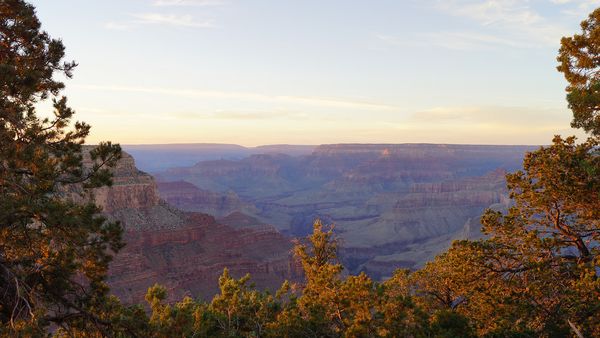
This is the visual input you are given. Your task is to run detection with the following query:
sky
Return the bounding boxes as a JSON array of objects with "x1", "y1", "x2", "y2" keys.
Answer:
[{"x1": 29, "y1": 0, "x2": 598, "y2": 146}]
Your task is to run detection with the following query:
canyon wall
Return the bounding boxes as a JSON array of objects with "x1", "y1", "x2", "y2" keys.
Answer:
[
  {"x1": 155, "y1": 144, "x2": 534, "y2": 279},
  {"x1": 97, "y1": 152, "x2": 299, "y2": 303}
]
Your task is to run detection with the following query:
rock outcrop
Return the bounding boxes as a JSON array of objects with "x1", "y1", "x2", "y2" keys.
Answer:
[
  {"x1": 157, "y1": 181, "x2": 257, "y2": 218},
  {"x1": 97, "y1": 152, "x2": 298, "y2": 303}
]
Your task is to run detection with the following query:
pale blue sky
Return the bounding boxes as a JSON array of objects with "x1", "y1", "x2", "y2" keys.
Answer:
[{"x1": 30, "y1": 0, "x2": 596, "y2": 145}]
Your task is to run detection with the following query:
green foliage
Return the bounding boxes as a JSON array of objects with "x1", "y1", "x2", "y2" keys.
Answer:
[
  {"x1": 145, "y1": 284, "x2": 205, "y2": 337},
  {"x1": 0, "y1": 0, "x2": 124, "y2": 335},
  {"x1": 558, "y1": 7, "x2": 600, "y2": 136},
  {"x1": 209, "y1": 269, "x2": 281, "y2": 337},
  {"x1": 430, "y1": 310, "x2": 475, "y2": 338},
  {"x1": 377, "y1": 273, "x2": 430, "y2": 337},
  {"x1": 407, "y1": 135, "x2": 600, "y2": 336},
  {"x1": 141, "y1": 221, "x2": 436, "y2": 337},
  {"x1": 478, "y1": 136, "x2": 600, "y2": 334}
]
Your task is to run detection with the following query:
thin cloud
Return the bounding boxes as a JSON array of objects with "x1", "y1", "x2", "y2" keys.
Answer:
[
  {"x1": 556, "y1": 0, "x2": 600, "y2": 17},
  {"x1": 377, "y1": 31, "x2": 533, "y2": 50},
  {"x1": 376, "y1": 0, "x2": 565, "y2": 50},
  {"x1": 424, "y1": 31, "x2": 532, "y2": 50},
  {"x1": 152, "y1": 0, "x2": 225, "y2": 6},
  {"x1": 440, "y1": 0, "x2": 541, "y2": 26},
  {"x1": 173, "y1": 110, "x2": 310, "y2": 120},
  {"x1": 76, "y1": 84, "x2": 399, "y2": 111},
  {"x1": 411, "y1": 105, "x2": 569, "y2": 127},
  {"x1": 104, "y1": 0, "x2": 222, "y2": 31},
  {"x1": 132, "y1": 13, "x2": 214, "y2": 28},
  {"x1": 430, "y1": 0, "x2": 567, "y2": 47}
]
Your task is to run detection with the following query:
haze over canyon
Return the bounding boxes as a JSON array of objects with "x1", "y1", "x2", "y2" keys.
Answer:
[{"x1": 95, "y1": 142, "x2": 538, "y2": 301}]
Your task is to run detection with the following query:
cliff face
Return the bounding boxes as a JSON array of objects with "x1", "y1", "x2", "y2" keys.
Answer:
[
  {"x1": 337, "y1": 170, "x2": 510, "y2": 279},
  {"x1": 157, "y1": 181, "x2": 257, "y2": 218},
  {"x1": 98, "y1": 152, "x2": 298, "y2": 304},
  {"x1": 93, "y1": 153, "x2": 160, "y2": 213},
  {"x1": 108, "y1": 214, "x2": 298, "y2": 304},
  {"x1": 154, "y1": 144, "x2": 532, "y2": 280}
]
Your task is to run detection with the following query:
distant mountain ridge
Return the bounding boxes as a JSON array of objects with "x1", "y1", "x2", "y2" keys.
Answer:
[
  {"x1": 152, "y1": 143, "x2": 538, "y2": 279},
  {"x1": 123, "y1": 143, "x2": 540, "y2": 173},
  {"x1": 123, "y1": 143, "x2": 316, "y2": 172}
]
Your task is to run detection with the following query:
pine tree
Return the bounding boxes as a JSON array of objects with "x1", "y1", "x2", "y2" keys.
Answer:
[
  {"x1": 0, "y1": 0, "x2": 122, "y2": 334},
  {"x1": 404, "y1": 8, "x2": 600, "y2": 337},
  {"x1": 558, "y1": 7, "x2": 600, "y2": 137},
  {"x1": 473, "y1": 135, "x2": 599, "y2": 335}
]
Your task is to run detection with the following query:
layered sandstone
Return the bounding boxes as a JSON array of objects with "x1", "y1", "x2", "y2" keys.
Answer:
[
  {"x1": 96, "y1": 152, "x2": 298, "y2": 303},
  {"x1": 157, "y1": 180, "x2": 257, "y2": 218},
  {"x1": 108, "y1": 213, "x2": 298, "y2": 304},
  {"x1": 154, "y1": 144, "x2": 532, "y2": 280},
  {"x1": 93, "y1": 153, "x2": 160, "y2": 213}
]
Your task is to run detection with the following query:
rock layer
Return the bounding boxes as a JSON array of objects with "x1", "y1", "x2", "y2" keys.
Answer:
[
  {"x1": 154, "y1": 144, "x2": 533, "y2": 279},
  {"x1": 96, "y1": 152, "x2": 298, "y2": 303},
  {"x1": 157, "y1": 180, "x2": 257, "y2": 218}
]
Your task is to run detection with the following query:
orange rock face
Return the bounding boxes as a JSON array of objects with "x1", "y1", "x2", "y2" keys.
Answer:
[
  {"x1": 99, "y1": 152, "x2": 299, "y2": 303},
  {"x1": 108, "y1": 214, "x2": 299, "y2": 304}
]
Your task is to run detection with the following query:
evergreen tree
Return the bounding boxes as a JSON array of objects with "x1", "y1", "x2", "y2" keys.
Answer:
[
  {"x1": 209, "y1": 269, "x2": 281, "y2": 337},
  {"x1": 472, "y1": 135, "x2": 599, "y2": 335},
  {"x1": 558, "y1": 7, "x2": 600, "y2": 137},
  {"x1": 0, "y1": 0, "x2": 122, "y2": 334},
  {"x1": 276, "y1": 220, "x2": 432, "y2": 338},
  {"x1": 402, "y1": 8, "x2": 600, "y2": 337}
]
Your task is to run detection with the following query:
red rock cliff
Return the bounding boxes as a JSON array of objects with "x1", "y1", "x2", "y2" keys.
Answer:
[{"x1": 99, "y1": 152, "x2": 299, "y2": 304}]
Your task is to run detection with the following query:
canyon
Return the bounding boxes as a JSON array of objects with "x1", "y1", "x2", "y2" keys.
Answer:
[
  {"x1": 95, "y1": 152, "x2": 300, "y2": 303},
  {"x1": 144, "y1": 143, "x2": 535, "y2": 280},
  {"x1": 94, "y1": 143, "x2": 538, "y2": 302}
]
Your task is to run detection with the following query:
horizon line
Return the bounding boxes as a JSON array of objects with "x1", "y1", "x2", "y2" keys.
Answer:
[{"x1": 116, "y1": 142, "x2": 545, "y2": 148}]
